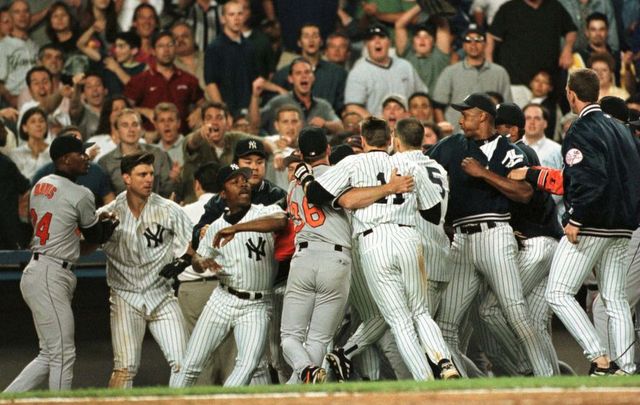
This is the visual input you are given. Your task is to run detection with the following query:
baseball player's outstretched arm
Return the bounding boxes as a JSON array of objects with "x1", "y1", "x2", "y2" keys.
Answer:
[
  {"x1": 461, "y1": 157, "x2": 533, "y2": 203},
  {"x1": 192, "y1": 252, "x2": 222, "y2": 273},
  {"x1": 509, "y1": 166, "x2": 565, "y2": 195},
  {"x1": 337, "y1": 168, "x2": 415, "y2": 209},
  {"x1": 213, "y1": 212, "x2": 288, "y2": 248}
]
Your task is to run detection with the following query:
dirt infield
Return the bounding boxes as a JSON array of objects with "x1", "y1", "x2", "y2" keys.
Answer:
[{"x1": 4, "y1": 388, "x2": 640, "y2": 405}]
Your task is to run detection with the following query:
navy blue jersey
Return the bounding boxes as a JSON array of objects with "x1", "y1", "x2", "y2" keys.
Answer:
[{"x1": 427, "y1": 133, "x2": 527, "y2": 226}]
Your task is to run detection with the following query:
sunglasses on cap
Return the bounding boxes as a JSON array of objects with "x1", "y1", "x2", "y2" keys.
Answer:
[{"x1": 463, "y1": 36, "x2": 485, "y2": 43}]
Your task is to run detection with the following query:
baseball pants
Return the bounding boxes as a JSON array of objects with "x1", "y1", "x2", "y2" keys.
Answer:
[
  {"x1": 281, "y1": 244, "x2": 351, "y2": 381},
  {"x1": 547, "y1": 235, "x2": 635, "y2": 373},
  {"x1": 436, "y1": 222, "x2": 553, "y2": 376},
  {"x1": 4, "y1": 256, "x2": 77, "y2": 392},
  {"x1": 108, "y1": 291, "x2": 188, "y2": 388},
  {"x1": 172, "y1": 287, "x2": 272, "y2": 387},
  {"x1": 478, "y1": 236, "x2": 559, "y2": 374},
  {"x1": 359, "y1": 224, "x2": 451, "y2": 381},
  {"x1": 593, "y1": 227, "x2": 640, "y2": 364},
  {"x1": 178, "y1": 279, "x2": 237, "y2": 385}
]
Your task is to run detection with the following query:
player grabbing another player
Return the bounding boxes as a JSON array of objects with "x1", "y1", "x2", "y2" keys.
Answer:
[
  {"x1": 171, "y1": 165, "x2": 287, "y2": 387},
  {"x1": 5, "y1": 136, "x2": 118, "y2": 392},
  {"x1": 546, "y1": 69, "x2": 640, "y2": 376},
  {"x1": 99, "y1": 152, "x2": 193, "y2": 388}
]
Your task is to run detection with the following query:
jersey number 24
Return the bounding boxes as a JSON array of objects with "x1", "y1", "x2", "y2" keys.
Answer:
[{"x1": 30, "y1": 209, "x2": 53, "y2": 246}]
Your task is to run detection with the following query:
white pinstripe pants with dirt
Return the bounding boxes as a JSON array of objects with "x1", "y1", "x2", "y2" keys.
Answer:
[
  {"x1": 547, "y1": 235, "x2": 635, "y2": 373},
  {"x1": 358, "y1": 224, "x2": 451, "y2": 381},
  {"x1": 171, "y1": 287, "x2": 272, "y2": 387},
  {"x1": 436, "y1": 223, "x2": 553, "y2": 376},
  {"x1": 478, "y1": 236, "x2": 559, "y2": 375},
  {"x1": 108, "y1": 291, "x2": 188, "y2": 388}
]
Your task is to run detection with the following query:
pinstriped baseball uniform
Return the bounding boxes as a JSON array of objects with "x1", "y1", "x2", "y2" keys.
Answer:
[
  {"x1": 428, "y1": 133, "x2": 553, "y2": 377},
  {"x1": 5, "y1": 175, "x2": 98, "y2": 392},
  {"x1": 173, "y1": 204, "x2": 283, "y2": 387},
  {"x1": 99, "y1": 192, "x2": 192, "y2": 388},
  {"x1": 281, "y1": 164, "x2": 353, "y2": 382},
  {"x1": 316, "y1": 152, "x2": 452, "y2": 380}
]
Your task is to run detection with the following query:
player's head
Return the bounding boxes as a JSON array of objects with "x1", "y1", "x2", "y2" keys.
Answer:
[
  {"x1": 600, "y1": 96, "x2": 630, "y2": 123},
  {"x1": 495, "y1": 102, "x2": 525, "y2": 141},
  {"x1": 215, "y1": 164, "x2": 252, "y2": 209},
  {"x1": 298, "y1": 126, "x2": 330, "y2": 165},
  {"x1": 566, "y1": 68, "x2": 599, "y2": 113},
  {"x1": 50, "y1": 135, "x2": 92, "y2": 176},
  {"x1": 121, "y1": 152, "x2": 155, "y2": 198},
  {"x1": 201, "y1": 101, "x2": 231, "y2": 144},
  {"x1": 328, "y1": 144, "x2": 355, "y2": 165},
  {"x1": 234, "y1": 139, "x2": 267, "y2": 187},
  {"x1": 115, "y1": 108, "x2": 143, "y2": 145},
  {"x1": 394, "y1": 117, "x2": 424, "y2": 152},
  {"x1": 451, "y1": 92, "x2": 496, "y2": 138},
  {"x1": 360, "y1": 116, "x2": 391, "y2": 149},
  {"x1": 194, "y1": 162, "x2": 219, "y2": 196}
]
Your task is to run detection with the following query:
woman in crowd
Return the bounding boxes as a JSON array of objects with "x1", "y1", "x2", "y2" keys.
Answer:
[{"x1": 9, "y1": 107, "x2": 51, "y2": 180}]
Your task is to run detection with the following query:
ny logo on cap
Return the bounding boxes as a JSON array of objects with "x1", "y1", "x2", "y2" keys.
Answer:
[
  {"x1": 249, "y1": 141, "x2": 257, "y2": 149},
  {"x1": 231, "y1": 164, "x2": 240, "y2": 170}
]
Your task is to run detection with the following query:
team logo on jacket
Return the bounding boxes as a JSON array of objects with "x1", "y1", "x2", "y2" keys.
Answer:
[{"x1": 565, "y1": 148, "x2": 583, "y2": 166}]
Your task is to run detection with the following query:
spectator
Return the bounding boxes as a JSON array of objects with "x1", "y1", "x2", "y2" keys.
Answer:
[
  {"x1": 263, "y1": 105, "x2": 303, "y2": 190},
  {"x1": 0, "y1": 120, "x2": 30, "y2": 249},
  {"x1": 31, "y1": 125, "x2": 115, "y2": 206},
  {"x1": 528, "y1": 70, "x2": 561, "y2": 138},
  {"x1": 558, "y1": 0, "x2": 618, "y2": 52},
  {"x1": 98, "y1": 108, "x2": 174, "y2": 197},
  {"x1": 381, "y1": 94, "x2": 409, "y2": 130},
  {"x1": 119, "y1": 0, "x2": 162, "y2": 33},
  {"x1": 558, "y1": 110, "x2": 578, "y2": 139},
  {"x1": 181, "y1": 101, "x2": 265, "y2": 203},
  {"x1": 70, "y1": 73, "x2": 108, "y2": 139},
  {"x1": 19, "y1": 66, "x2": 72, "y2": 136},
  {"x1": 0, "y1": 7, "x2": 13, "y2": 40},
  {"x1": 124, "y1": 30, "x2": 204, "y2": 134},
  {"x1": 251, "y1": 58, "x2": 343, "y2": 134},
  {"x1": 45, "y1": 1, "x2": 87, "y2": 76},
  {"x1": 408, "y1": 92, "x2": 435, "y2": 122},
  {"x1": 182, "y1": 0, "x2": 222, "y2": 52},
  {"x1": 9, "y1": 107, "x2": 51, "y2": 179},
  {"x1": 341, "y1": 110, "x2": 363, "y2": 134},
  {"x1": 432, "y1": 26, "x2": 512, "y2": 132},
  {"x1": 204, "y1": 1, "x2": 258, "y2": 117},
  {"x1": 130, "y1": 3, "x2": 159, "y2": 66},
  {"x1": 487, "y1": 0, "x2": 577, "y2": 107},
  {"x1": 471, "y1": 0, "x2": 510, "y2": 27},
  {"x1": 171, "y1": 21, "x2": 206, "y2": 95},
  {"x1": 0, "y1": 0, "x2": 38, "y2": 108},
  {"x1": 360, "y1": 0, "x2": 413, "y2": 33},
  {"x1": 76, "y1": 0, "x2": 119, "y2": 66},
  {"x1": 153, "y1": 102, "x2": 185, "y2": 166},
  {"x1": 395, "y1": 6, "x2": 452, "y2": 93},
  {"x1": 589, "y1": 52, "x2": 630, "y2": 100},
  {"x1": 101, "y1": 31, "x2": 146, "y2": 97},
  {"x1": 232, "y1": 111, "x2": 254, "y2": 134},
  {"x1": 87, "y1": 96, "x2": 130, "y2": 161},
  {"x1": 324, "y1": 31, "x2": 352, "y2": 70},
  {"x1": 18, "y1": 44, "x2": 68, "y2": 109},
  {"x1": 272, "y1": 23, "x2": 348, "y2": 113},
  {"x1": 238, "y1": 0, "x2": 277, "y2": 78},
  {"x1": 344, "y1": 23, "x2": 427, "y2": 117},
  {"x1": 421, "y1": 121, "x2": 442, "y2": 150}
]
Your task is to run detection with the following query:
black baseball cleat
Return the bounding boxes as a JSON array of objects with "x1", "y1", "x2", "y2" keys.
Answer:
[
  {"x1": 588, "y1": 362, "x2": 626, "y2": 376},
  {"x1": 300, "y1": 366, "x2": 327, "y2": 384},
  {"x1": 326, "y1": 348, "x2": 352, "y2": 383},
  {"x1": 438, "y1": 359, "x2": 461, "y2": 380}
]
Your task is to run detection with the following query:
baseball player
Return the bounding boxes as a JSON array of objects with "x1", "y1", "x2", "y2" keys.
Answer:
[
  {"x1": 427, "y1": 93, "x2": 553, "y2": 377},
  {"x1": 477, "y1": 102, "x2": 562, "y2": 375},
  {"x1": 295, "y1": 116, "x2": 458, "y2": 381},
  {"x1": 280, "y1": 127, "x2": 354, "y2": 384},
  {"x1": 5, "y1": 136, "x2": 118, "y2": 392},
  {"x1": 546, "y1": 69, "x2": 640, "y2": 375},
  {"x1": 171, "y1": 164, "x2": 287, "y2": 387},
  {"x1": 99, "y1": 152, "x2": 193, "y2": 388}
]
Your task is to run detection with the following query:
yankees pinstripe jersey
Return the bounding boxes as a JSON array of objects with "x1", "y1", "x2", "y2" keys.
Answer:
[
  {"x1": 197, "y1": 204, "x2": 284, "y2": 291},
  {"x1": 100, "y1": 193, "x2": 193, "y2": 313},
  {"x1": 316, "y1": 152, "x2": 441, "y2": 235},
  {"x1": 30, "y1": 174, "x2": 99, "y2": 262},
  {"x1": 428, "y1": 133, "x2": 527, "y2": 227},
  {"x1": 287, "y1": 165, "x2": 352, "y2": 248}
]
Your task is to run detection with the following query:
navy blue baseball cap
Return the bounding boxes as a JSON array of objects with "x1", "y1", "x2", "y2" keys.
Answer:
[
  {"x1": 215, "y1": 164, "x2": 252, "y2": 192},
  {"x1": 451, "y1": 93, "x2": 496, "y2": 117},
  {"x1": 235, "y1": 138, "x2": 266, "y2": 159},
  {"x1": 50, "y1": 135, "x2": 94, "y2": 161},
  {"x1": 299, "y1": 127, "x2": 328, "y2": 158},
  {"x1": 495, "y1": 102, "x2": 525, "y2": 128},
  {"x1": 365, "y1": 23, "x2": 390, "y2": 40}
]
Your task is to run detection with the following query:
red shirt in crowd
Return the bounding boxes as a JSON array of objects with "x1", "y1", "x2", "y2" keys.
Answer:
[{"x1": 124, "y1": 65, "x2": 204, "y2": 133}]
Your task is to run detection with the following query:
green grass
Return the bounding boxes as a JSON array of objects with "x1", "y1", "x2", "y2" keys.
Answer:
[{"x1": 2, "y1": 376, "x2": 640, "y2": 400}]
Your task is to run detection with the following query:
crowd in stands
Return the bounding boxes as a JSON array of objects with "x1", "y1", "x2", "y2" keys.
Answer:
[{"x1": 1, "y1": 0, "x2": 640, "y2": 250}]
